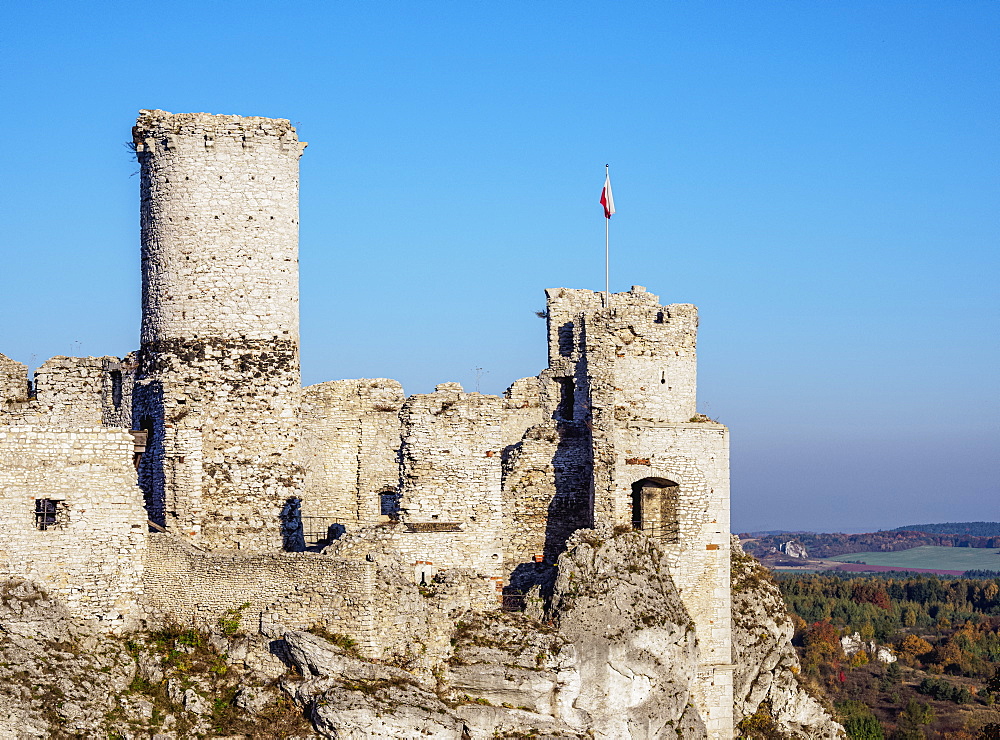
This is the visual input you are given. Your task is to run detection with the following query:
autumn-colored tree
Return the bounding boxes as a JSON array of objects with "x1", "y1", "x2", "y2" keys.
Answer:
[
  {"x1": 928, "y1": 641, "x2": 965, "y2": 673},
  {"x1": 898, "y1": 634, "x2": 933, "y2": 659},
  {"x1": 850, "y1": 649, "x2": 871, "y2": 668},
  {"x1": 803, "y1": 619, "x2": 844, "y2": 674},
  {"x1": 852, "y1": 582, "x2": 891, "y2": 610}
]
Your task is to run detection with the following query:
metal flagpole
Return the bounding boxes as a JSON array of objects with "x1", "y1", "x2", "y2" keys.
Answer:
[{"x1": 605, "y1": 164, "x2": 610, "y2": 308}]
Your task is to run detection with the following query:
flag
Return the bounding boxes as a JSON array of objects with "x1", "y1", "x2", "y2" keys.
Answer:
[{"x1": 600, "y1": 172, "x2": 615, "y2": 219}]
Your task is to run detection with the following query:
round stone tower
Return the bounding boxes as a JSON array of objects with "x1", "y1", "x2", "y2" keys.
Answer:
[{"x1": 132, "y1": 109, "x2": 307, "y2": 550}]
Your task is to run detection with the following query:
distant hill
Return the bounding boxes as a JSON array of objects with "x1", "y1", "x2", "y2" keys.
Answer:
[
  {"x1": 891, "y1": 522, "x2": 1000, "y2": 537},
  {"x1": 741, "y1": 529, "x2": 1000, "y2": 559}
]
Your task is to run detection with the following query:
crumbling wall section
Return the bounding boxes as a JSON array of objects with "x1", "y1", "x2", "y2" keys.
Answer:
[
  {"x1": 397, "y1": 383, "x2": 504, "y2": 583},
  {"x1": 500, "y1": 377, "x2": 543, "y2": 448},
  {"x1": 0, "y1": 354, "x2": 135, "y2": 429},
  {"x1": 33, "y1": 356, "x2": 110, "y2": 426},
  {"x1": 0, "y1": 353, "x2": 29, "y2": 406},
  {"x1": 501, "y1": 422, "x2": 592, "y2": 574},
  {"x1": 100, "y1": 354, "x2": 136, "y2": 428},
  {"x1": 299, "y1": 378, "x2": 404, "y2": 525},
  {"x1": 0, "y1": 426, "x2": 147, "y2": 632},
  {"x1": 142, "y1": 533, "x2": 380, "y2": 654}
]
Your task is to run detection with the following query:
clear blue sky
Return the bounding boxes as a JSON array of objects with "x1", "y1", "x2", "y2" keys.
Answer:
[{"x1": 1, "y1": 1, "x2": 997, "y2": 533}]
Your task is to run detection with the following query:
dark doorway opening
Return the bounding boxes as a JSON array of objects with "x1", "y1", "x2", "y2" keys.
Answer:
[{"x1": 630, "y1": 477, "x2": 680, "y2": 543}]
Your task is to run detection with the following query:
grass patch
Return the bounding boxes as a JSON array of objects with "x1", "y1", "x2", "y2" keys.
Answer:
[{"x1": 828, "y1": 546, "x2": 1000, "y2": 572}]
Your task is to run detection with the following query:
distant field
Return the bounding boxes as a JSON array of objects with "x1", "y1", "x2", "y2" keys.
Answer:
[{"x1": 828, "y1": 546, "x2": 1000, "y2": 571}]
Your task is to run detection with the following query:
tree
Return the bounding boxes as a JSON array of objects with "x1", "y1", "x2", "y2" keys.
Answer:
[
  {"x1": 803, "y1": 620, "x2": 844, "y2": 674},
  {"x1": 899, "y1": 634, "x2": 933, "y2": 659},
  {"x1": 853, "y1": 582, "x2": 891, "y2": 610},
  {"x1": 987, "y1": 668, "x2": 1000, "y2": 695},
  {"x1": 979, "y1": 723, "x2": 1000, "y2": 740},
  {"x1": 838, "y1": 700, "x2": 885, "y2": 740},
  {"x1": 897, "y1": 698, "x2": 933, "y2": 732}
]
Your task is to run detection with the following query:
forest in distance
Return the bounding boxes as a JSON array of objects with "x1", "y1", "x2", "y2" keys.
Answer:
[{"x1": 766, "y1": 569, "x2": 1000, "y2": 740}]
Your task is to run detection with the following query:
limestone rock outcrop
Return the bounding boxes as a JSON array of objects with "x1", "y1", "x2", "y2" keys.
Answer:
[
  {"x1": 0, "y1": 579, "x2": 134, "y2": 739},
  {"x1": 779, "y1": 540, "x2": 809, "y2": 559},
  {"x1": 0, "y1": 534, "x2": 847, "y2": 739},
  {"x1": 283, "y1": 528, "x2": 707, "y2": 739},
  {"x1": 730, "y1": 537, "x2": 846, "y2": 738},
  {"x1": 546, "y1": 528, "x2": 707, "y2": 738}
]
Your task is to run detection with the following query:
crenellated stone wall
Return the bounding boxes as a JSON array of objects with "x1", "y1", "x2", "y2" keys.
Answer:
[{"x1": 132, "y1": 109, "x2": 307, "y2": 551}]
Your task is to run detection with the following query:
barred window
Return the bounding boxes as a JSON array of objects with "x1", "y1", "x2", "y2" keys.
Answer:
[{"x1": 34, "y1": 499, "x2": 61, "y2": 530}]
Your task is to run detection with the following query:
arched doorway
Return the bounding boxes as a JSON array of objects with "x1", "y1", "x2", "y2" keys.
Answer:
[{"x1": 631, "y1": 477, "x2": 680, "y2": 543}]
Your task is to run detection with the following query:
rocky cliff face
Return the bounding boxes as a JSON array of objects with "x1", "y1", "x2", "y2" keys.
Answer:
[
  {"x1": 0, "y1": 533, "x2": 843, "y2": 739},
  {"x1": 730, "y1": 537, "x2": 845, "y2": 738},
  {"x1": 0, "y1": 579, "x2": 135, "y2": 738}
]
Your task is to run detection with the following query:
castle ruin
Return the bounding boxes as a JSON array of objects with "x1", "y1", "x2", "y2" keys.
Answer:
[{"x1": 0, "y1": 110, "x2": 734, "y2": 737}]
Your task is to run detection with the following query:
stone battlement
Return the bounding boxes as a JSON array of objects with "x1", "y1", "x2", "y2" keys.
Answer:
[{"x1": 133, "y1": 109, "x2": 303, "y2": 152}]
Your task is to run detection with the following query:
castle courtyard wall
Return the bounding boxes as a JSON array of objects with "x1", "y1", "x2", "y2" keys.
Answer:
[
  {"x1": 0, "y1": 426, "x2": 147, "y2": 632},
  {"x1": 142, "y1": 533, "x2": 381, "y2": 655},
  {"x1": 398, "y1": 384, "x2": 505, "y2": 585}
]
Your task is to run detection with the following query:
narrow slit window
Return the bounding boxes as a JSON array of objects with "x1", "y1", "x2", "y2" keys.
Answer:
[
  {"x1": 556, "y1": 377, "x2": 575, "y2": 420},
  {"x1": 110, "y1": 370, "x2": 123, "y2": 409}
]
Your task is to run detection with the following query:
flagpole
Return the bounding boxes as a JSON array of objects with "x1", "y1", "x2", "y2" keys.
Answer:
[{"x1": 604, "y1": 164, "x2": 610, "y2": 308}]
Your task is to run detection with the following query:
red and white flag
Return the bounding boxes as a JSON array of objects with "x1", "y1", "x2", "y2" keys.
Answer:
[{"x1": 600, "y1": 172, "x2": 615, "y2": 219}]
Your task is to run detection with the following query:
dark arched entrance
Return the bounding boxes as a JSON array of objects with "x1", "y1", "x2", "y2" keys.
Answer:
[{"x1": 631, "y1": 477, "x2": 680, "y2": 543}]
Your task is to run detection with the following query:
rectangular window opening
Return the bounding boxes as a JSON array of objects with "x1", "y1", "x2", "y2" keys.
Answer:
[
  {"x1": 34, "y1": 499, "x2": 63, "y2": 530},
  {"x1": 556, "y1": 377, "x2": 575, "y2": 421}
]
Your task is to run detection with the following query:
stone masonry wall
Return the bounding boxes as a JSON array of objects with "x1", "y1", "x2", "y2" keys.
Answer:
[
  {"x1": 397, "y1": 383, "x2": 505, "y2": 583},
  {"x1": 142, "y1": 533, "x2": 380, "y2": 655},
  {"x1": 133, "y1": 109, "x2": 305, "y2": 343},
  {"x1": 0, "y1": 426, "x2": 147, "y2": 632},
  {"x1": 0, "y1": 355, "x2": 131, "y2": 429},
  {"x1": 501, "y1": 421, "x2": 593, "y2": 574},
  {"x1": 300, "y1": 379, "x2": 404, "y2": 525},
  {"x1": 500, "y1": 377, "x2": 544, "y2": 448},
  {"x1": 133, "y1": 109, "x2": 307, "y2": 551},
  {"x1": 0, "y1": 353, "x2": 28, "y2": 405}
]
